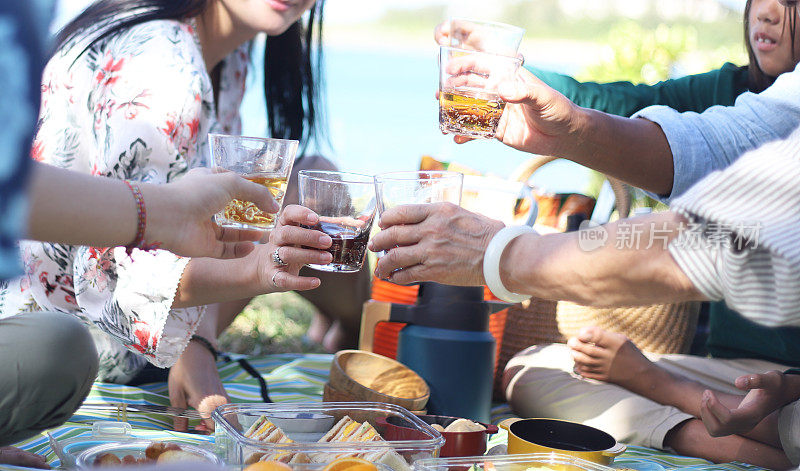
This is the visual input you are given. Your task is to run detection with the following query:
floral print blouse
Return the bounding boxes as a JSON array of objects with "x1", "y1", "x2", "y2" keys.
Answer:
[{"x1": 0, "y1": 19, "x2": 250, "y2": 383}]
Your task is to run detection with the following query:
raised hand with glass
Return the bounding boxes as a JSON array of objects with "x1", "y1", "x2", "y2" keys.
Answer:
[
  {"x1": 438, "y1": 47, "x2": 523, "y2": 138},
  {"x1": 209, "y1": 134, "x2": 298, "y2": 231}
]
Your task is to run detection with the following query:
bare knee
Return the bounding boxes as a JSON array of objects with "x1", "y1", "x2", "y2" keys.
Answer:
[
  {"x1": 0, "y1": 313, "x2": 98, "y2": 444},
  {"x1": 39, "y1": 313, "x2": 99, "y2": 385}
]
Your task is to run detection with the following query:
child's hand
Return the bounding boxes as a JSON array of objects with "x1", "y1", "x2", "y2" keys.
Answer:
[
  {"x1": 0, "y1": 447, "x2": 49, "y2": 469},
  {"x1": 700, "y1": 370, "x2": 797, "y2": 437}
]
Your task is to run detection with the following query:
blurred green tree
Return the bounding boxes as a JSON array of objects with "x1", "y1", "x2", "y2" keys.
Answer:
[
  {"x1": 578, "y1": 21, "x2": 697, "y2": 84},
  {"x1": 579, "y1": 21, "x2": 745, "y2": 212}
]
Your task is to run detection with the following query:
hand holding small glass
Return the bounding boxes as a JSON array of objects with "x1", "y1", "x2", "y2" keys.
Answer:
[
  {"x1": 209, "y1": 134, "x2": 298, "y2": 231},
  {"x1": 439, "y1": 47, "x2": 523, "y2": 138},
  {"x1": 298, "y1": 171, "x2": 377, "y2": 273}
]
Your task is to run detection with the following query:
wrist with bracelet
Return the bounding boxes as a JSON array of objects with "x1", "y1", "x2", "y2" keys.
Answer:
[
  {"x1": 123, "y1": 180, "x2": 161, "y2": 255},
  {"x1": 190, "y1": 334, "x2": 219, "y2": 361},
  {"x1": 189, "y1": 335, "x2": 273, "y2": 402},
  {"x1": 483, "y1": 225, "x2": 536, "y2": 303}
]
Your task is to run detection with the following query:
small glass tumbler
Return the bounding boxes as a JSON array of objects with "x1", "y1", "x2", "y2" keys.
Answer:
[
  {"x1": 439, "y1": 46, "x2": 523, "y2": 138},
  {"x1": 373, "y1": 170, "x2": 464, "y2": 258},
  {"x1": 449, "y1": 17, "x2": 525, "y2": 56},
  {"x1": 209, "y1": 133, "x2": 298, "y2": 231},
  {"x1": 298, "y1": 170, "x2": 377, "y2": 273}
]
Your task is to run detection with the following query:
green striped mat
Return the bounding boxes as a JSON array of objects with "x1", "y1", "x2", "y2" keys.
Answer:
[{"x1": 11, "y1": 353, "x2": 766, "y2": 470}]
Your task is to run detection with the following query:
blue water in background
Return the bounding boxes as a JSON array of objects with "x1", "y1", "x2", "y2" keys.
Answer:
[{"x1": 241, "y1": 44, "x2": 591, "y2": 194}]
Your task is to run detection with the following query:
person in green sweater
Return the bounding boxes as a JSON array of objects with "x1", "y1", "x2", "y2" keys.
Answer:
[
  {"x1": 527, "y1": 0, "x2": 800, "y2": 383},
  {"x1": 524, "y1": 4, "x2": 800, "y2": 463},
  {"x1": 434, "y1": 0, "x2": 800, "y2": 467},
  {"x1": 525, "y1": 61, "x2": 748, "y2": 116}
]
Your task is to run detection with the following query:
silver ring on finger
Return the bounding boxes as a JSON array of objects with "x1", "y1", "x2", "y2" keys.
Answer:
[
  {"x1": 272, "y1": 247, "x2": 288, "y2": 267},
  {"x1": 271, "y1": 270, "x2": 282, "y2": 289}
]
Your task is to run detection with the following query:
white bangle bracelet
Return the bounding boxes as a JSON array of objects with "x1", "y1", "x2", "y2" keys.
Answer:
[{"x1": 483, "y1": 225, "x2": 536, "y2": 303}]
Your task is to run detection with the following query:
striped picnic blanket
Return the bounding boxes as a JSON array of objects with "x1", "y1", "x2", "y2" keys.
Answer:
[{"x1": 10, "y1": 353, "x2": 766, "y2": 470}]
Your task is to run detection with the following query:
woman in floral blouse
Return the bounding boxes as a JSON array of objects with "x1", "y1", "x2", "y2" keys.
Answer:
[{"x1": 0, "y1": 0, "x2": 343, "y2": 428}]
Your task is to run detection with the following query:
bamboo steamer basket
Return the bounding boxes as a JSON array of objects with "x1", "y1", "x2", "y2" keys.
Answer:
[
  {"x1": 322, "y1": 382, "x2": 427, "y2": 415},
  {"x1": 329, "y1": 350, "x2": 430, "y2": 412}
]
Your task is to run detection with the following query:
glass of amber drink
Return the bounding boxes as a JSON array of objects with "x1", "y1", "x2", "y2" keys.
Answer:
[
  {"x1": 439, "y1": 46, "x2": 523, "y2": 139},
  {"x1": 209, "y1": 134, "x2": 298, "y2": 231},
  {"x1": 299, "y1": 171, "x2": 377, "y2": 273}
]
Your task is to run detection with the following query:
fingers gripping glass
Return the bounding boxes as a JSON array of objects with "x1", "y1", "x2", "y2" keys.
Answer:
[
  {"x1": 373, "y1": 170, "x2": 464, "y2": 260},
  {"x1": 298, "y1": 171, "x2": 377, "y2": 273},
  {"x1": 209, "y1": 134, "x2": 298, "y2": 231}
]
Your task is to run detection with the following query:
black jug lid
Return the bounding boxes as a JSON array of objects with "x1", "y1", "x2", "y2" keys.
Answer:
[
  {"x1": 418, "y1": 282, "x2": 484, "y2": 304},
  {"x1": 389, "y1": 282, "x2": 506, "y2": 331}
]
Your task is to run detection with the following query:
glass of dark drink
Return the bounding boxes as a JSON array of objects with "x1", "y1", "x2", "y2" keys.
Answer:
[
  {"x1": 439, "y1": 46, "x2": 522, "y2": 138},
  {"x1": 298, "y1": 170, "x2": 377, "y2": 273},
  {"x1": 209, "y1": 134, "x2": 298, "y2": 231}
]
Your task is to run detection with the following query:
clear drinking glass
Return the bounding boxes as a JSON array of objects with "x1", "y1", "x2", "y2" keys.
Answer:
[
  {"x1": 449, "y1": 18, "x2": 525, "y2": 56},
  {"x1": 209, "y1": 133, "x2": 298, "y2": 231},
  {"x1": 438, "y1": 46, "x2": 523, "y2": 138},
  {"x1": 298, "y1": 171, "x2": 377, "y2": 273},
  {"x1": 374, "y1": 171, "x2": 464, "y2": 212},
  {"x1": 373, "y1": 170, "x2": 464, "y2": 258}
]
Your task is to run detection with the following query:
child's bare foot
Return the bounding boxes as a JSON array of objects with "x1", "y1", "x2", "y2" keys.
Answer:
[{"x1": 567, "y1": 326, "x2": 660, "y2": 388}]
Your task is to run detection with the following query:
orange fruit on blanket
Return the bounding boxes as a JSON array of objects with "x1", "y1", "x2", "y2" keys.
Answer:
[
  {"x1": 244, "y1": 460, "x2": 293, "y2": 471},
  {"x1": 342, "y1": 465, "x2": 378, "y2": 471},
  {"x1": 322, "y1": 457, "x2": 378, "y2": 471}
]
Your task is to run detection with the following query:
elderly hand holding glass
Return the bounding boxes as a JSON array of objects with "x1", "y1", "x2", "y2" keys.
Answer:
[
  {"x1": 368, "y1": 203, "x2": 503, "y2": 286},
  {"x1": 369, "y1": 203, "x2": 702, "y2": 307}
]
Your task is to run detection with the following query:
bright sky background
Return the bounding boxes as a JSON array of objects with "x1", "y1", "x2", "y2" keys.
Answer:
[
  {"x1": 54, "y1": 0, "x2": 748, "y2": 31},
  {"x1": 719, "y1": 0, "x2": 748, "y2": 9},
  {"x1": 53, "y1": 0, "x2": 510, "y2": 28},
  {"x1": 324, "y1": 0, "x2": 747, "y2": 24}
]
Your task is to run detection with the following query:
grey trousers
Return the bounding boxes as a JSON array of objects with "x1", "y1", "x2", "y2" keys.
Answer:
[{"x1": 0, "y1": 312, "x2": 98, "y2": 446}]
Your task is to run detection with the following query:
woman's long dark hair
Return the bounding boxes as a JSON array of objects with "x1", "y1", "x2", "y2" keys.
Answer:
[
  {"x1": 55, "y1": 0, "x2": 324, "y2": 153},
  {"x1": 744, "y1": 0, "x2": 798, "y2": 92}
]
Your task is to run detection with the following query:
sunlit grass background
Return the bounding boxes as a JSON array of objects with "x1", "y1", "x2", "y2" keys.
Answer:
[
  {"x1": 218, "y1": 293, "x2": 326, "y2": 355},
  {"x1": 219, "y1": 253, "x2": 381, "y2": 356}
]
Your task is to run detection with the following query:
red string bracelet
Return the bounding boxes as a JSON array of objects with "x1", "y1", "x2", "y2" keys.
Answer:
[{"x1": 124, "y1": 181, "x2": 161, "y2": 255}]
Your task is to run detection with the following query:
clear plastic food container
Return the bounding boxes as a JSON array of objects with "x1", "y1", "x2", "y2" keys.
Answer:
[
  {"x1": 212, "y1": 402, "x2": 445, "y2": 471},
  {"x1": 412, "y1": 453, "x2": 615, "y2": 471},
  {"x1": 76, "y1": 439, "x2": 223, "y2": 468},
  {"x1": 53, "y1": 422, "x2": 138, "y2": 468}
]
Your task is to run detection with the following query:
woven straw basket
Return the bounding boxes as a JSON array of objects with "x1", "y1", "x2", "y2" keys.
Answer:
[
  {"x1": 492, "y1": 157, "x2": 700, "y2": 398},
  {"x1": 556, "y1": 302, "x2": 699, "y2": 354}
]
